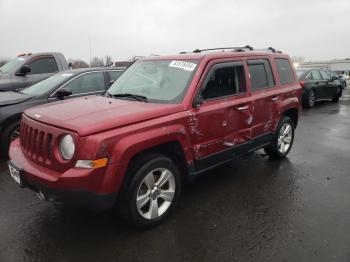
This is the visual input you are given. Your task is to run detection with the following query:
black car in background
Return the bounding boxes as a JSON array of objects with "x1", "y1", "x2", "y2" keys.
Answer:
[
  {"x1": 0, "y1": 67, "x2": 124, "y2": 156},
  {"x1": 296, "y1": 68, "x2": 343, "y2": 108}
]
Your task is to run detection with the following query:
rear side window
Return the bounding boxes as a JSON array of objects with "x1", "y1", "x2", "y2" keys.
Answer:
[
  {"x1": 63, "y1": 72, "x2": 106, "y2": 95},
  {"x1": 107, "y1": 70, "x2": 123, "y2": 81},
  {"x1": 320, "y1": 70, "x2": 330, "y2": 80},
  {"x1": 201, "y1": 62, "x2": 246, "y2": 100},
  {"x1": 311, "y1": 70, "x2": 322, "y2": 80},
  {"x1": 247, "y1": 59, "x2": 275, "y2": 90},
  {"x1": 28, "y1": 56, "x2": 58, "y2": 74},
  {"x1": 275, "y1": 58, "x2": 295, "y2": 85}
]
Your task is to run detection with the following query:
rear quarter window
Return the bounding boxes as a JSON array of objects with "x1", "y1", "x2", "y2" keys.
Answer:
[{"x1": 275, "y1": 58, "x2": 295, "y2": 85}]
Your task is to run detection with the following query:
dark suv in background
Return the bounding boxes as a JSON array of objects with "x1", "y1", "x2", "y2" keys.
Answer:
[{"x1": 297, "y1": 68, "x2": 343, "y2": 108}]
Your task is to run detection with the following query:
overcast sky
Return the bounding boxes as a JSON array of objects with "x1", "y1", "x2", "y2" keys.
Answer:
[{"x1": 0, "y1": 0, "x2": 349, "y2": 62}]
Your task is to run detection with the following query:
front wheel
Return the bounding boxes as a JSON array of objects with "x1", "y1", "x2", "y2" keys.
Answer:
[
  {"x1": 118, "y1": 154, "x2": 182, "y2": 228},
  {"x1": 0, "y1": 120, "x2": 20, "y2": 157},
  {"x1": 264, "y1": 116, "x2": 295, "y2": 159}
]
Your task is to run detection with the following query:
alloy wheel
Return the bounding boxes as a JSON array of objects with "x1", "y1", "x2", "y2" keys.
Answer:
[
  {"x1": 136, "y1": 168, "x2": 176, "y2": 220},
  {"x1": 277, "y1": 123, "x2": 293, "y2": 154}
]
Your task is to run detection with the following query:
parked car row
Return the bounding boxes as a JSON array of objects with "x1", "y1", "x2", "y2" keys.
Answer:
[
  {"x1": 296, "y1": 68, "x2": 344, "y2": 108},
  {"x1": 6, "y1": 46, "x2": 303, "y2": 227},
  {"x1": 0, "y1": 67, "x2": 124, "y2": 156}
]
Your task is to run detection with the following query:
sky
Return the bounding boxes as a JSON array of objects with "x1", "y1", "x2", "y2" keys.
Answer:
[{"x1": 0, "y1": 0, "x2": 349, "y2": 63}]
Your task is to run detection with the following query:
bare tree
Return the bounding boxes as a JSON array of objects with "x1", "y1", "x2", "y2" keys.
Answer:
[
  {"x1": 68, "y1": 58, "x2": 89, "y2": 69},
  {"x1": 104, "y1": 55, "x2": 113, "y2": 67},
  {"x1": 90, "y1": 57, "x2": 104, "y2": 67}
]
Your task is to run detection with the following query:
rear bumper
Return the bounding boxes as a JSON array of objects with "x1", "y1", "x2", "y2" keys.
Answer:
[{"x1": 9, "y1": 139, "x2": 118, "y2": 211}]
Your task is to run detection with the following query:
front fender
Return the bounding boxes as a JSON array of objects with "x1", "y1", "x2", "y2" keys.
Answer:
[{"x1": 104, "y1": 124, "x2": 192, "y2": 192}]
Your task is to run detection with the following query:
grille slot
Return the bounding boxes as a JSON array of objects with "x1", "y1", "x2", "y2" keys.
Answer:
[{"x1": 20, "y1": 121, "x2": 53, "y2": 164}]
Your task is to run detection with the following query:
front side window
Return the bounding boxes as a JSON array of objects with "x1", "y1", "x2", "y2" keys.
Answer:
[
  {"x1": 247, "y1": 59, "x2": 275, "y2": 90},
  {"x1": 201, "y1": 62, "x2": 246, "y2": 100},
  {"x1": 63, "y1": 72, "x2": 106, "y2": 95},
  {"x1": 108, "y1": 60, "x2": 199, "y2": 103},
  {"x1": 28, "y1": 56, "x2": 58, "y2": 74},
  {"x1": 275, "y1": 58, "x2": 295, "y2": 85}
]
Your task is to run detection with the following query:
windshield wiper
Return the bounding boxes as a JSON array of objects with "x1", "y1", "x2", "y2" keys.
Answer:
[{"x1": 111, "y1": 93, "x2": 148, "y2": 102}]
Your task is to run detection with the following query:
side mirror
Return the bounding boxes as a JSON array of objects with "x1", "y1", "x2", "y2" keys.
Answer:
[
  {"x1": 56, "y1": 88, "x2": 72, "y2": 99},
  {"x1": 16, "y1": 65, "x2": 31, "y2": 76},
  {"x1": 109, "y1": 79, "x2": 115, "y2": 86},
  {"x1": 193, "y1": 94, "x2": 204, "y2": 108}
]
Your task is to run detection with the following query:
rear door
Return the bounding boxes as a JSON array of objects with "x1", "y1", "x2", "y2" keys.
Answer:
[
  {"x1": 190, "y1": 59, "x2": 252, "y2": 169},
  {"x1": 320, "y1": 70, "x2": 338, "y2": 99},
  {"x1": 247, "y1": 58, "x2": 277, "y2": 138}
]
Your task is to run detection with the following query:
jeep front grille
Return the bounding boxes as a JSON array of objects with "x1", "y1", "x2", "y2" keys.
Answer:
[{"x1": 20, "y1": 121, "x2": 53, "y2": 164}]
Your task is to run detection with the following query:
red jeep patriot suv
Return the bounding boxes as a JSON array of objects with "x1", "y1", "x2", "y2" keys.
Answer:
[{"x1": 9, "y1": 46, "x2": 302, "y2": 227}]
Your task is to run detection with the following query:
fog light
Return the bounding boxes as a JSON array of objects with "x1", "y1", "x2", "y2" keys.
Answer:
[{"x1": 75, "y1": 158, "x2": 108, "y2": 169}]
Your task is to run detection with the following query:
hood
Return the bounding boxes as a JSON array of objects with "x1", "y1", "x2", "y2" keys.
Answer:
[
  {"x1": 25, "y1": 96, "x2": 184, "y2": 136},
  {"x1": 0, "y1": 91, "x2": 33, "y2": 107}
]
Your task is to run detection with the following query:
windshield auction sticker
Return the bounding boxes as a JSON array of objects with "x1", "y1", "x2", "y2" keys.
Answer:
[{"x1": 169, "y1": 61, "x2": 197, "y2": 72}]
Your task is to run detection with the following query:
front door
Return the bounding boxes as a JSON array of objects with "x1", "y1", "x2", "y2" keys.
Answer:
[{"x1": 188, "y1": 60, "x2": 252, "y2": 170}]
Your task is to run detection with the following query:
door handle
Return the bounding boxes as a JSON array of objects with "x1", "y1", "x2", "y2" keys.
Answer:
[
  {"x1": 271, "y1": 96, "x2": 279, "y2": 101},
  {"x1": 223, "y1": 141, "x2": 235, "y2": 147},
  {"x1": 236, "y1": 105, "x2": 249, "y2": 111}
]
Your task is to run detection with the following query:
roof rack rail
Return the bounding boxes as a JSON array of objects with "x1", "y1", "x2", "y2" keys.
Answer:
[
  {"x1": 254, "y1": 47, "x2": 282, "y2": 53},
  {"x1": 192, "y1": 45, "x2": 253, "y2": 53},
  {"x1": 179, "y1": 46, "x2": 282, "y2": 54}
]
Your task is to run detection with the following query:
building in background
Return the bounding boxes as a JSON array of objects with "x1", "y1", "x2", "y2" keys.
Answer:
[{"x1": 299, "y1": 60, "x2": 350, "y2": 76}]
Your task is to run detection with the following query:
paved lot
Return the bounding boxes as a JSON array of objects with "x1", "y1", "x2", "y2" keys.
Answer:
[{"x1": 1, "y1": 90, "x2": 350, "y2": 262}]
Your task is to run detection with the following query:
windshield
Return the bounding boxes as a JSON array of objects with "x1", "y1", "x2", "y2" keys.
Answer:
[
  {"x1": 21, "y1": 72, "x2": 74, "y2": 95},
  {"x1": 107, "y1": 59, "x2": 198, "y2": 103},
  {"x1": 0, "y1": 57, "x2": 27, "y2": 73}
]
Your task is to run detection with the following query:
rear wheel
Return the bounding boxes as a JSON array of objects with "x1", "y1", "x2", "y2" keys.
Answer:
[
  {"x1": 264, "y1": 116, "x2": 295, "y2": 159},
  {"x1": 118, "y1": 154, "x2": 181, "y2": 228},
  {"x1": 0, "y1": 120, "x2": 20, "y2": 158},
  {"x1": 332, "y1": 87, "x2": 342, "y2": 103},
  {"x1": 303, "y1": 89, "x2": 316, "y2": 108}
]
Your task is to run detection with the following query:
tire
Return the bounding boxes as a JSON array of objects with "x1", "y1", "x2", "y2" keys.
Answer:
[
  {"x1": 332, "y1": 87, "x2": 341, "y2": 103},
  {"x1": 302, "y1": 89, "x2": 316, "y2": 108},
  {"x1": 264, "y1": 116, "x2": 295, "y2": 160},
  {"x1": 118, "y1": 154, "x2": 182, "y2": 228},
  {"x1": 0, "y1": 120, "x2": 20, "y2": 158}
]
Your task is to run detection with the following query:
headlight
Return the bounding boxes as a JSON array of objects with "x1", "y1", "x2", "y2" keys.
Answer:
[{"x1": 59, "y1": 134, "x2": 75, "y2": 160}]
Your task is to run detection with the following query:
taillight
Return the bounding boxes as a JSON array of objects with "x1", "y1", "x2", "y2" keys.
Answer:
[{"x1": 299, "y1": 80, "x2": 305, "y2": 88}]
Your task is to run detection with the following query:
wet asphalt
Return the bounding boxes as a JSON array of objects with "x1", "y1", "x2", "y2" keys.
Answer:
[{"x1": 1, "y1": 90, "x2": 350, "y2": 262}]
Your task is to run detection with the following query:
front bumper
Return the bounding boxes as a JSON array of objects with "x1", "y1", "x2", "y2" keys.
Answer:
[{"x1": 9, "y1": 139, "x2": 118, "y2": 211}]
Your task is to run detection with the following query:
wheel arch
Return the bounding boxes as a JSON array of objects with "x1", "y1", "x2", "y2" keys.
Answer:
[{"x1": 281, "y1": 108, "x2": 298, "y2": 128}]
